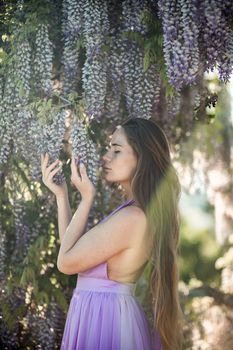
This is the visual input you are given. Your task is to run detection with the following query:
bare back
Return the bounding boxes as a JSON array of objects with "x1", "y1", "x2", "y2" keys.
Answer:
[{"x1": 104, "y1": 205, "x2": 152, "y2": 283}]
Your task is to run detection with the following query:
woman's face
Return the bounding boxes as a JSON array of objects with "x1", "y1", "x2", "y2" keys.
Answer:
[{"x1": 101, "y1": 126, "x2": 138, "y2": 186}]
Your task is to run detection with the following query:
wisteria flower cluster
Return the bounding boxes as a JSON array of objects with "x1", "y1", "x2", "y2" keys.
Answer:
[
  {"x1": 29, "y1": 109, "x2": 68, "y2": 184},
  {"x1": 61, "y1": 0, "x2": 84, "y2": 95},
  {"x1": 158, "y1": 0, "x2": 233, "y2": 89},
  {"x1": 70, "y1": 116, "x2": 99, "y2": 187},
  {"x1": 0, "y1": 34, "x2": 31, "y2": 166},
  {"x1": 81, "y1": 0, "x2": 109, "y2": 121},
  {"x1": 33, "y1": 24, "x2": 53, "y2": 96}
]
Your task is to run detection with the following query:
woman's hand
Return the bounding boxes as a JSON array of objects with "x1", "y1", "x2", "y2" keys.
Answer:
[
  {"x1": 70, "y1": 154, "x2": 96, "y2": 201},
  {"x1": 41, "y1": 153, "x2": 68, "y2": 198}
]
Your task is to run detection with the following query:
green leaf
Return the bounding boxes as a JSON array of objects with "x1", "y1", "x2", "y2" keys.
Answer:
[
  {"x1": 27, "y1": 266, "x2": 36, "y2": 282},
  {"x1": 76, "y1": 37, "x2": 85, "y2": 50},
  {"x1": 143, "y1": 51, "x2": 150, "y2": 71},
  {"x1": 36, "y1": 291, "x2": 49, "y2": 305},
  {"x1": 20, "y1": 269, "x2": 27, "y2": 287},
  {"x1": 1, "y1": 301, "x2": 17, "y2": 331},
  {"x1": 13, "y1": 304, "x2": 27, "y2": 319},
  {"x1": 18, "y1": 84, "x2": 25, "y2": 98},
  {"x1": 33, "y1": 279, "x2": 39, "y2": 295}
]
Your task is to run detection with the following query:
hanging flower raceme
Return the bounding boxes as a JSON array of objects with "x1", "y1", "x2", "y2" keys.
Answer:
[
  {"x1": 180, "y1": 0, "x2": 200, "y2": 82},
  {"x1": 82, "y1": 0, "x2": 109, "y2": 121},
  {"x1": 11, "y1": 199, "x2": 40, "y2": 265},
  {"x1": 70, "y1": 117, "x2": 99, "y2": 187},
  {"x1": 0, "y1": 33, "x2": 31, "y2": 167},
  {"x1": 203, "y1": 0, "x2": 233, "y2": 82},
  {"x1": 158, "y1": 0, "x2": 200, "y2": 89},
  {"x1": 119, "y1": 0, "x2": 161, "y2": 119},
  {"x1": 33, "y1": 24, "x2": 53, "y2": 96},
  {"x1": 0, "y1": 75, "x2": 3, "y2": 98},
  {"x1": 28, "y1": 109, "x2": 67, "y2": 184},
  {"x1": 158, "y1": 0, "x2": 233, "y2": 89},
  {"x1": 10, "y1": 39, "x2": 32, "y2": 159},
  {"x1": 0, "y1": 221, "x2": 6, "y2": 281},
  {"x1": 166, "y1": 91, "x2": 181, "y2": 120},
  {"x1": 15, "y1": 39, "x2": 31, "y2": 103},
  {"x1": 104, "y1": 28, "x2": 122, "y2": 122},
  {"x1": 61, "y1": 0, "x2": 84, "y2": 95}
]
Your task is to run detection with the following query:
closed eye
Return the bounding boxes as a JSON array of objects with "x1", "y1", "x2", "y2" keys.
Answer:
[{"x1": 114, "y1": 151, "x2": 120, "y2": 154}]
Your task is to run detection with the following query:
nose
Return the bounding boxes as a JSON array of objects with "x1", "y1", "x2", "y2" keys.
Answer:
[{"x1": 102, "y1": 152, "x2": 110, "y2": 165}]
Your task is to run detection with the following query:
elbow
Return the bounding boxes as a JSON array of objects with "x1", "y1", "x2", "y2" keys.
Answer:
[
  {"x1": 57, "y1": 256, "x2": 67, "y2": 274},
  {"x1": 57, "y1": 259, "x2": 65, "y2": 273},
  {"x1": 57, "y1": 256, "x2": 78, "y2": 275},
  {"x1": 57, "y1": 262, "x2": 71, "y2": 275},
  {"x1": 57, "y1": 264, "x2": 64, "y2": 273}
]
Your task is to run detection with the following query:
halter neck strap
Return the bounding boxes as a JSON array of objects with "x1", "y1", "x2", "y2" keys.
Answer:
[{"x1": 100, "y1": 198, "x2": 136, "y2": 224}]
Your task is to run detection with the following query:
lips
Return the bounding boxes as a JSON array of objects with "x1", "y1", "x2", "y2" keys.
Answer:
[{"x1": 103, "y1": 166, "x2": 111, "y2": 170}]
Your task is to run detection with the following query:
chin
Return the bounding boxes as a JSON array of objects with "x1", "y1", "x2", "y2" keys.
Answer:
[{"x1": 102, "y1": 175, "x2": 116, "y2": 184}]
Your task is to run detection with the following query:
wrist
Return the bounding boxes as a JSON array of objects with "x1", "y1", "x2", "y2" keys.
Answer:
[
  {"x1": 56, "y1": 191, "x2": 69, "y2": 202},
  {"x1": 81, "y1": 194, "x2": 95, "y2": 205}
]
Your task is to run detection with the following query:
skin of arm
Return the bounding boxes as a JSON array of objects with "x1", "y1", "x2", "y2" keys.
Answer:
[
  {"x1": 56, "y1": 189, "x2": 73, "y2": 243},
  {"x1": 57, "y1": 196, "x2": 94, "y2": 271},
  {"x1": 56, "y1": 204, "x2": 147, "y2": 275}
]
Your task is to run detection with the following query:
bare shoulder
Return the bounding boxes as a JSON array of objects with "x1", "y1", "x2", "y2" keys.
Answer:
[
  {"x1": 125, "y1": 205, "x2": 147, "y2": 221},
  {"x1": 104, "y1": 205, "x2": 147, "y2": 231}
]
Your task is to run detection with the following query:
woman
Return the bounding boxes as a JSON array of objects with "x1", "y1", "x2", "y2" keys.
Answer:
[{"x1": 41, "y1": 117, "x2": 184, "y2": 350}]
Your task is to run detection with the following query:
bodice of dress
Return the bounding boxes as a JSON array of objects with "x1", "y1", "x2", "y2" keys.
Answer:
[{"x1": 75, "y1": 198, "x2": 136, "y2": 293}]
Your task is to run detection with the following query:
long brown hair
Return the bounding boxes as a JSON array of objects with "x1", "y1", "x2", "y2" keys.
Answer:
[{"x1": 121, "y1": 117, "x2": 184, "y2": 350}]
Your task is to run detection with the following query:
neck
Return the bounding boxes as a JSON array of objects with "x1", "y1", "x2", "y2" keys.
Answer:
[
  {"x1": 119, "y1": 182, "x2": 136, "y2": 203},
  {"x1": 122, "y1": 186, "x2": 133, "y2": 201}
]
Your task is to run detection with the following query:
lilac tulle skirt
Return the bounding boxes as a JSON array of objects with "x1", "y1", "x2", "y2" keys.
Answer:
[{"x1": 60, "y1": 263, "x2": 162, "y2": 349}]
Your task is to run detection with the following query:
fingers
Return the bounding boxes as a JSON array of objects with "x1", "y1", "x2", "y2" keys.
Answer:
[
  {"x1": 48, "y1": 163, "x2": 62, "y2": 179},
  {"x1": 41, "y1": 153, "x2": 49, "y2": 175},
  {"x1": 45, "y1": 161, "x2": 60, "y2": 179},
  {"x1": 76, "y1": 160, "x2": 87, "y2": 184},
  {"x1": 71, "y1": 154, "x2": 78, "y2": 168},
  {"x1": 41, "y1": 152, "x2": 61, "y2": 180},
  {"x1": 71, "y1": 154, "x2": 86, "y2": 185},
  {"x1": 79, "y1": 161, "x2": 86, "y2": 176},
  {"x1": 71, "y1": 154, "x2": 80, "y2": 176},
  {"x1": 41, "y1": 153, "x2": 45, "y2": 173}
]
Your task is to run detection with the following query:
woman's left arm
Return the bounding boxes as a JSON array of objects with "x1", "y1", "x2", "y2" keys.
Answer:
[
  {"x1": 57, "y1": 196, "x2": 94, "y2": 270},
  {"x1": 57, "y1": 155, "x2": 96, "y2": 271}
]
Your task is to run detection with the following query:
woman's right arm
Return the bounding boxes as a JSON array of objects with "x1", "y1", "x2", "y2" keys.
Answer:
[
  {"x1": 56, "y1": 190, "x2": 72, "y2": 243},
  {"x1": 41, "y1": 153, "x2": 73, "y2": 243}
]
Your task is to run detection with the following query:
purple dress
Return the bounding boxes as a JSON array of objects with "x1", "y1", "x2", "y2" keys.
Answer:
[{"x1": 60, "y1": 199, "x2": 162, "y2": 350}]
